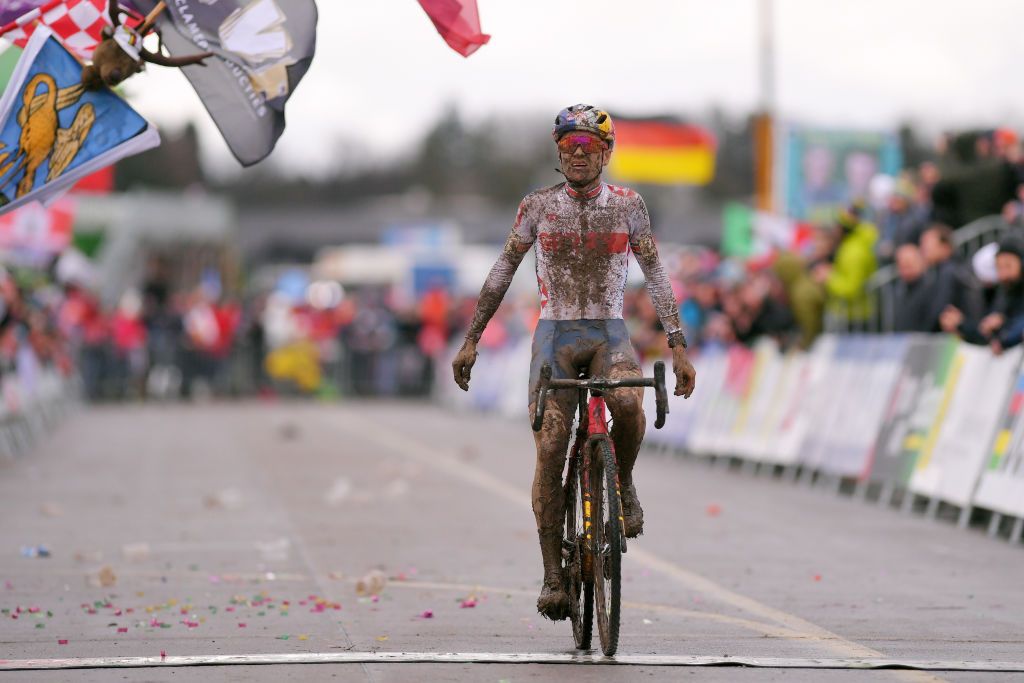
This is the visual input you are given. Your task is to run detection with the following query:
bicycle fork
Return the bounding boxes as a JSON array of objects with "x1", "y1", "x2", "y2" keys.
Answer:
[{"x1": 584, "y1": 396, "x2": 628, "y2": 555}]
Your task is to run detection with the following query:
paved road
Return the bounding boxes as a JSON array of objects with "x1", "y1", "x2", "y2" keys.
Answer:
[{"x1": 1, "y1": 401, "x2": 1022, "y2": 682}]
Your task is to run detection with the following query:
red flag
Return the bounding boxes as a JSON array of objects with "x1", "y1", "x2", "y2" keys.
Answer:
[
  {"x1": 417, "y1": 0, "x2": 490, "y2": 57},
  {"x1": 2, "y1": 0, "x2": 109, "y2": 61}
]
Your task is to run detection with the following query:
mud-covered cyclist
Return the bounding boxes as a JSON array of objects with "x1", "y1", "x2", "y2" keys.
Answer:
[{"x1": 451, "y1": 104, "x2": 697, "y2": 621}]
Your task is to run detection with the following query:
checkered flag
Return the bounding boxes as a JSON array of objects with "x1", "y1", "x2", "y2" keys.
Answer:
[{"x1": 3, "y1": 0, "x2": 110, "y2": 61}]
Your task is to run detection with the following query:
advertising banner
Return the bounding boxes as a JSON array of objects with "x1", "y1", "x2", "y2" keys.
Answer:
[
  {"x1": 818, "y1": 335, "x2": 909, "y2": 479},
  {"x1": 974, "y1": 368, "x2": 1024, "y2": 517},
  {"x1": 867, "y1": 336, "x2": 952, "y2": 486},
  {"x1": 680, "y1": 347, "x2": 729, "y2": 454},
  {"x1": 910, "y1": 344, "x2": 1023, "y2": 506}
]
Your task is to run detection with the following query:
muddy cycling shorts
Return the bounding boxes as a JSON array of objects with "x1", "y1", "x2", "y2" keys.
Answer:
[{"x1": 528, "y1": 319, "x2": 640, "y2": 407}]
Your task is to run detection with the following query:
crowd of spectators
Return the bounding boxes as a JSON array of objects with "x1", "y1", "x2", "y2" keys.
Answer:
[{"x1": 14, "y1": 128, "x2": 1024, "y2": 401}]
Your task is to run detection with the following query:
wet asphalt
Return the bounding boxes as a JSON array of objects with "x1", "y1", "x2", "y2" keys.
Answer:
[{"x1": 0, "y1": 401, "x2": 1022, "y2": 682}]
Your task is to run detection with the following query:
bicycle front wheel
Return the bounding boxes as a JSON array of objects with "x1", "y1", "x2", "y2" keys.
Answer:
[
  {"x1": 565, "y1": 450, "x2": 592, "y2": 650},
  {"x1": 590, "y1": 437, "x2": 622, "y2": 656}
]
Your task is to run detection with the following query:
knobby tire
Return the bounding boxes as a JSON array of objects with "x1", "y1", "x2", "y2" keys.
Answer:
[
  {"x1": 564, "y1": 450, "x2": 593, "y2": 650},
  {"x1": 591, "y1": 437, "x2": 622, "y2": 656}
]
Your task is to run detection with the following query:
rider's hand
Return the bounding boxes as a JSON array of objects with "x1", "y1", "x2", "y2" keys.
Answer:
[
  {"x1": 671, "y1": 346, "x2": 696, "y2": 398},
  {"x1": 452, "y1": 338, "x2": 478, "y2": 391}
]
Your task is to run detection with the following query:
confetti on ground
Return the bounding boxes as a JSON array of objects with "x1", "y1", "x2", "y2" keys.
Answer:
[
  {"x1": 460, "y1": 597, "x2": 477, "y2": 608},
  {"x1": 376, "y1": 635, "x2": 388, "y2": 642},
  {"x1": 814, "y1": 574, "x2": 823, "y2": 582},
  {"x1": 419, "y1": 610, "x2": 434, "y2": 619},
  {"x1": 57, "y1": 639, "x2": 67, "y2": 645}
]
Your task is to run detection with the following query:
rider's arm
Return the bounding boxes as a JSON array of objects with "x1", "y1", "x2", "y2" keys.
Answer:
[
  {"x1": 628, "y1": 195, "x2": 687, "y2": 348},
  {"x1": 464, "y1": 198, "x2": 537, "y2": 343}
]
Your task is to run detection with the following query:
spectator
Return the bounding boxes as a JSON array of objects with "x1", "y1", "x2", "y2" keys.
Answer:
[
  {"x1": 733, "y1": 271, "x2": 795, "y2": 345},
  {"x1": 944, "y1": 238, "x2": 1024, "y2": 352},
  {"x1": 921, "y1": 224, "x2": 985, "y2": 335},
  {"x1": 773, "y1": 252, "x2": 824, "y2": 349},
  {"x1": 813, "y1": 204, "x2": 879, "y2": 331},
  {"x1": 892, "y1": 244, "x2": 940, "y2": 332},
  {"x1": 879, "y1": 178, "x2": 929, "y2": 259},
  {"x1": 110, "y1": 290, "x2": 148, "y2": 399},
  {"x1": 680, "y1": 275, "x2": 719, "y2": 347}
]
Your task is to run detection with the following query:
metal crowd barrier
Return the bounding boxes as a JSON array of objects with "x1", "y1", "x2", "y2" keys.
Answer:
[{"x1": 0, "y1": 370, "x2": 77, "y2": 461}]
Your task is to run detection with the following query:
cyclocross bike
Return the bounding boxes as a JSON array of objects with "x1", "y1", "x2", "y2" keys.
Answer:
[{"x1": 531, "y1": 361, "x2": 669, "y2": 656}]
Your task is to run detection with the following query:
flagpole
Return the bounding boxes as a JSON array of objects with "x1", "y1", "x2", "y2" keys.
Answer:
[{"x1": 754, "y1": 0, "x2": 775, "y2": 212}]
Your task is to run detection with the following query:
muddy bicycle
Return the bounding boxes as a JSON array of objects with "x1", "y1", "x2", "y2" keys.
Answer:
[{"x1": 531, "y1": 361, "x2": 669, "y2": 656}]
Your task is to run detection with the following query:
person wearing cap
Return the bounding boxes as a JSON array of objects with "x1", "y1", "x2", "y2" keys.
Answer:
[
  {"x1": 878, "y1": 176, "x2": 929, "y2": 261},
  {"x1": 812, "y1": 202, "x2": 878, "y2": 330},
  {"x1": 943, "y1": 238, "x2": 1024, "y2": 352}
]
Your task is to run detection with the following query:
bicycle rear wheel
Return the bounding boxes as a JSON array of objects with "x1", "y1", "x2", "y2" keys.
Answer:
[
  {"x1": 591, "y1": 437, "x2": 622, "y2": 656},
  {"x1": 564, "y1": 449, "x2": 593, "y2": 650}
]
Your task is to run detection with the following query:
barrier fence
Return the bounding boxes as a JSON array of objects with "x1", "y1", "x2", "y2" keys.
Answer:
[
  {"x1": 438, "y1": 334, "x2": 1024, "y2": 544},
  {"x1": 0, "y1": 365, "x2": 77, "y2": 460}
]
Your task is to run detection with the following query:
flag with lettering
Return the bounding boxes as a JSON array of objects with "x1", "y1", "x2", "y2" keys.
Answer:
[{"x1": 130, "y1": 0, "x2": 316, "y2": 167}]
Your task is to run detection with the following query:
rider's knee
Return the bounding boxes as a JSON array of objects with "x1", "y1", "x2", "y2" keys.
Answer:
[
  {"x1": 530, "y1": 402, "x2": 573, "y2": 452},
  {"x1": 606, "y1": 388, "x2": 643, "y2": 423}
]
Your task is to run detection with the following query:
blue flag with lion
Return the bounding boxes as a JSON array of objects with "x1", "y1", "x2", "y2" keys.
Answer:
[{"x1": 0, "y1": 27, "x2": 159, "y2": 215}]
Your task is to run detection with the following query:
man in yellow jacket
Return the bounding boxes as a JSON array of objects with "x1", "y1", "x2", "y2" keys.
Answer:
[{"x1": 812, "y1": 203, "x2": 879, "y2": 330}]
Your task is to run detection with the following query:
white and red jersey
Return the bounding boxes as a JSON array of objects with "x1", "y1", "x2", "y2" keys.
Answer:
[{"x1": 467, "y1": 182, "x2": 682, "y2": 342}]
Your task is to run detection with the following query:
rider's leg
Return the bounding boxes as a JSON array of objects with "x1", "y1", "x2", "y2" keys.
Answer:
[
  {"x1": 603, "y1": 362, "x2": 647, "y2": 536},
  {"x1": 528, "y1": 391, "x2": 576, "y2": 620},
  {"x1": 603, "y1": 360, "x2": 646, "y2": 485},
  {"x1": 526, "y1": 319, "x2": 577, "y2": 620}
]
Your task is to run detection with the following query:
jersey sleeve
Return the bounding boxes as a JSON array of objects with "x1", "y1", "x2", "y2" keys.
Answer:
[
  {"x1": 628, "y1": 195, "x2": 686, "y2": 345},
  {"x1": 464, "y1": 196, "x2": 537, "y2": 343}
]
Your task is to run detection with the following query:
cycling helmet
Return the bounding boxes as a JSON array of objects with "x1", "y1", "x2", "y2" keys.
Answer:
[{"x1": 552, "y1": 104, "x2": 615, "y2": 148}]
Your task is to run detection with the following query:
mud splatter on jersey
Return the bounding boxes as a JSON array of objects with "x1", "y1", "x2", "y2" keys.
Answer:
[{"x1": 466, "y1": 182, "x2": 683, "y2": 344}]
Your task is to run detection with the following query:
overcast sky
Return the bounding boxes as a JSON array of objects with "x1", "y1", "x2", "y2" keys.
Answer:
[{"x1": 123, "y1": 0, "x2": 1024, "y2": 176}]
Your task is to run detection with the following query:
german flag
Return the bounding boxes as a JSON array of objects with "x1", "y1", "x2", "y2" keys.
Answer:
[{"x1": 609, "y1": 118, "x2": 717, "y2": 186}]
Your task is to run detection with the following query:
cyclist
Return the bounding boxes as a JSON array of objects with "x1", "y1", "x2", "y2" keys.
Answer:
[{"x1": 452, "y1": 104, "x2": 697, "y2": 621}]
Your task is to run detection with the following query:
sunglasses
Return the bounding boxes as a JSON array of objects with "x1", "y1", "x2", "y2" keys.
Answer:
[{"x1": 557, "y1": 134, "x2": 608, "y2": 155}]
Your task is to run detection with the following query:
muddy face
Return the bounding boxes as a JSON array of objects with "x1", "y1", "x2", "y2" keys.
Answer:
[{"x1": 558, "y1": 136, "x2": 610, "y2": 190}]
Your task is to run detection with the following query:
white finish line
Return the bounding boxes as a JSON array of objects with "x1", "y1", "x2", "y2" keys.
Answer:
[{"x1": 1, "y1": 652, "x2": 1023, "y2": 672}]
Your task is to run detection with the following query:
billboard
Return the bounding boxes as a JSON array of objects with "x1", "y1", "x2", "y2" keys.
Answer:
[{"x1": 777, "y1": 125, "x2": 902, "y2": 223}]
